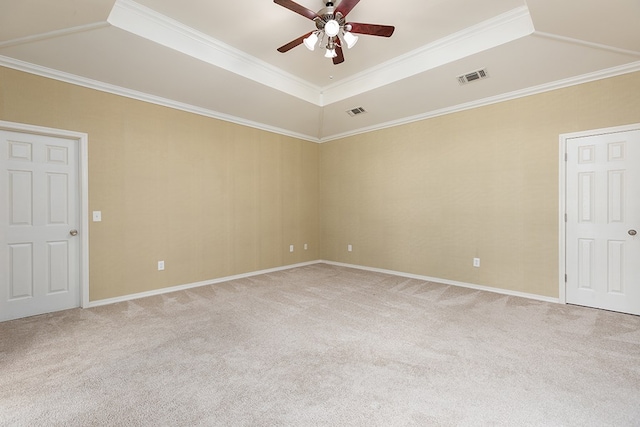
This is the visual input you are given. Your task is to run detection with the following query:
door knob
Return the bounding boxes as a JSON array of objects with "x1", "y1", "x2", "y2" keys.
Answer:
[
  {"x1": 629, "y1": 230, "x2": 637, "y2": 236},
  {"x1": 70, "y1": 229, "x2": 78, "y2": 236}
]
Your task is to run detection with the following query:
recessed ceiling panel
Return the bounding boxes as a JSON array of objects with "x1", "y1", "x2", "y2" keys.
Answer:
[{"x1": 131, "y1": 0, "x2": 526, "y2": 86}]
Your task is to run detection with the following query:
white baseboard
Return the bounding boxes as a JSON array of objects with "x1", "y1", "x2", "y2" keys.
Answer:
[
  {"x1": 86, "y1": 260, "x2": 323, "y2": 308},
  {"x1": 321, "y1": 260, "x2": 561, "y2": 304},
  {"x1": 87, "y1": 259, "x2": 559, "y2": 308}
]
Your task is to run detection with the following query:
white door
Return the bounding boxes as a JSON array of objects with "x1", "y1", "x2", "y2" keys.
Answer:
[
  {"x1": 0, "y1": 130, "x2": 80, "y2": 321},
  {"x1": 566, "y1": 128, "x2": 640, "y2": 315}
]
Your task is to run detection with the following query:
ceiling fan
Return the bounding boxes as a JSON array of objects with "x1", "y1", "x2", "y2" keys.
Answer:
[{"x1": 274, "y1": 0, "x2": 395, "y2": 65}]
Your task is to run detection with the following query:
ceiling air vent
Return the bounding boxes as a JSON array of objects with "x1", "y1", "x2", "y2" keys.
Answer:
[
  {"x1": 346, "y1": 106, "x2": 367, "y2": 117},
  {"x1": 457, "y1": 68, "x2": 489, "y2": 85}
]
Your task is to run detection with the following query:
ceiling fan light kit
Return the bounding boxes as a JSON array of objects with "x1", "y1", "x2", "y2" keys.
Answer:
[{"x1": 275, "y1": 0, "x2": 394, "y2": 65}]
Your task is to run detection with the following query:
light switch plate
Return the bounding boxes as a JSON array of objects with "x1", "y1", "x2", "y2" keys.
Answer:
[{"x1": 92, "y1": 211, "x2": 102, "y2": 222}]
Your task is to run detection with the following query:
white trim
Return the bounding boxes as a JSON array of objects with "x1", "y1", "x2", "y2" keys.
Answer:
[
  {"x1": 80, "y1": 132, "x2": 90, "y2": 308},
  {"x1": 322, "y1": 260, "x2": 561, "y2": 304},
  {"x1": 3, "y1": 54, "x2": 639, "y2": 144},
  {"x1": 559, "y1": 123, "x2": 640, "y2": 140},
  {"x1": 87, "y1": 259, "x2": 561, "y2": 309},
  {"x1": 2, "y1": 54, "x2": 639, "y2": 144},
  {"x1": 0, "y1": 120, "x2": 90, "y2": 309},
  {"x1": 558, "y1": 122, "x2": 640, "y2": 304},
  {"x1": 87, "y1": 260, "x2": 322, "y2": 308},
  {"x1": 558, "y1": 131, "x2": 567, "y2": 304}
]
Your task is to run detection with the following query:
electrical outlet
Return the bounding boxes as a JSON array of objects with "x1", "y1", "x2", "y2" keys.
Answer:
[
  {"x1": 304, "y1": 243, "x2": 308, "y2": 250},
  {"x1": 348, "y1": 244, "x2": 353, "y2": 252},
  {"x1": 158, "y1": 261, "x2": 165, "y2": 271},
  {"x1": 289, "y1": 245, "x2": 294, "y2": 253},
  {"x1": 473, "y1": 258, "x2": 480, "y2": 268}
]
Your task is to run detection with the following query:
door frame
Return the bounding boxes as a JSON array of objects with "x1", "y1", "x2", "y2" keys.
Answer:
[
  {"x1": 558, "y1": 122, "x2": 640, "y2": 304},
  {"x1": 0, "y1": 120, "x2": 89, "y2": 309}
]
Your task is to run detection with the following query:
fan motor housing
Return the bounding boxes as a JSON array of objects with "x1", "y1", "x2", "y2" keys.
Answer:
[{"x1": 316, "y1": 4, "x2": 345, "y2": 30}]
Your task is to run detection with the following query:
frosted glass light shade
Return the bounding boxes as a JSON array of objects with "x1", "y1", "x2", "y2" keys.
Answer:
[
  {"x1": 303, "y1": 32, "x2": 318, "y2": 51},
  {"x1": 324, "y1": 48, "x2": 337, "y2": 58},
  {"x1": 324, "y1": 20, "x2": 340, "y2": 37},
  {"x1": 343, "y1": 31, "x2": 358, "y2": 49}
]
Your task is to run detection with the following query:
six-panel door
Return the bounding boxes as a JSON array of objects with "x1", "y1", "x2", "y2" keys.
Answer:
[
  {"x1": 0, "y1": 130, "x2": 80, "y2": 321},
  {"x1": 566, "y1": 129, "x2": 640, "y2": 315}
]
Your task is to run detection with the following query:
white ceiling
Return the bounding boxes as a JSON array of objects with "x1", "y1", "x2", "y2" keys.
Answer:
[{"x1": 1, "y1": 0, "x2": 639, "y2": 142}]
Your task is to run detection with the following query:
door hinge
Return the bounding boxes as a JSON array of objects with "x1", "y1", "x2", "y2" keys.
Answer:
[
  {"x1": 565, "y1": 274, "x2": 568, "y2": 283},
  {"x1": 564, "y1": 213, "x2": 567, "y2": 222},
  {"x1": 564, "y1": 153, "x2": 568, "y2": 161}
]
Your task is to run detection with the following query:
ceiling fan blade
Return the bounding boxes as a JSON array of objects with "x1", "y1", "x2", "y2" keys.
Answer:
[
  {"x1": 277, "y1": 31, "x2": 314, "y2": 53},
  {"x1": 274, "y1": 0, "x2": 320, "y2": 20},
  {"x1": 335, "y1": 0, "x2": 361, "y2": 18},
  {"x1": 348, "y1": 22, "x2": 395, "y2": 37},
  {"x1": 333, "y1": 45, "x2": 345, "y2": 65}
]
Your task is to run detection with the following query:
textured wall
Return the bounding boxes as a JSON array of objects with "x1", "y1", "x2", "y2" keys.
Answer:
[
  {"x1": 0, "y1": 67, "x2": 320, "y2": 301},
  {"x1": 2, "y1": 66, "x2": 640, "y2": 301},
  {"x1": 320, "y1": 71, "x2": 640, "y2": 298}
]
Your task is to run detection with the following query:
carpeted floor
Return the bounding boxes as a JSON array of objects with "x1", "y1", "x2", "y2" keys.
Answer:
[{"x1": 1, "y1": 263, "x2": 639, "y2": 426}]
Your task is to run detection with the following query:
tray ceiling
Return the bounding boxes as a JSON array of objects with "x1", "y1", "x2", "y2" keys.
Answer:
[{"x1": 1, "y1": 0, "x2": 639, "y2": 141}]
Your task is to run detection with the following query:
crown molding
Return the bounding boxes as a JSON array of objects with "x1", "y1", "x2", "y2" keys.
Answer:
[
  {"x1": 108, "y1": 0, "x2": 322, "y2": 106},
  {"x1": 3, "y1": 55, "x2": 638, "y2": 145},
  {"x1": 319, "y1": 60, "x2": 640, "y2": 142},
  {"x1": 0, "y1": 55, "x2": 320, "y2": 143}
]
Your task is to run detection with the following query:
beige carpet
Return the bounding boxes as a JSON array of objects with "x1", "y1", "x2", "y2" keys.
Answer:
[{"x1": 1, "y1": 263, "x2": 639, "y2": 426}]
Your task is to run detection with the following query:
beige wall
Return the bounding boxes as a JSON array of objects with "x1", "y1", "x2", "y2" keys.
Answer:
[
  {"x1": 0, "y1": 67, "x2": 319, "y2": 301},
  {"x1": 320, "y1": 71, "x2": 640, "y2": 298},
  {"x1": 2, "y1": 66, "x2": 640, "y2": 301}
]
